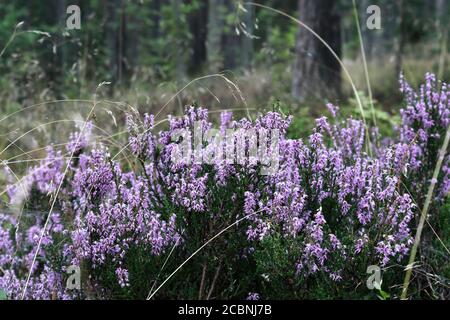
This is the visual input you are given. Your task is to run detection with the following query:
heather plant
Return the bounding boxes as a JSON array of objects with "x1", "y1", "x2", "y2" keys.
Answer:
[
  {"x1": 398, "y1": 73, "x2": 450, "y2": 204},
  {"x1": 0, "y1": 73, "x2": 448, "y2": 300},
  {"x1": 245, "y1": 109, "x2": 417, "y2": 298},
  {"x1": 0, "y1": 212, "x2": 71, "y2": 299}
]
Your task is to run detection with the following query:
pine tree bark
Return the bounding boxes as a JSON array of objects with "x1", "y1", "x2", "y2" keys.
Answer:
[
  {"x1": 127, "y1": 1, "x2": 141, "y2": 78},
  {"x1": 292, "y1": 0, "x2": 342, "y2": 103},
  {"x1": 206, "y1": 0, "x2": 224, "y2": 72},
  {"x1": 188, "y1": 0, "x2": 207, "y2": 73},
  {"x1": 106, "y1": 0, "x2": 119, "y2": 85},
  {"x1": 106, "y1": 0, "x2": 128, "y2": 86},
  {"x1": 394, "y1": 0, "x2": 405, "y2": 78},
  {"x1": 173, "y1": 0, "x2": 186, "y2": 84},
  {"x1": 241, "y1": 5, "x2": 254, "y2": 70}
]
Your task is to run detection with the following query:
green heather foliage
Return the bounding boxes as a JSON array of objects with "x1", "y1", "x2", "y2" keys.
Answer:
[{"x1": 0, "y1": 74, "x2": 448, "y2": 300}]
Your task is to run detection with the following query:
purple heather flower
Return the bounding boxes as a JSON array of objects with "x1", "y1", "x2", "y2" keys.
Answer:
[{"x1": 246, "y1": 292, "x2": 260, "y2": 300}]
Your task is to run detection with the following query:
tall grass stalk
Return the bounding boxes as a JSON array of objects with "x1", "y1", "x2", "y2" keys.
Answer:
[
  {"x1": 20, "y1": 82, "x2": 110, "y2": 299},
  {"x1": 0, "y1": 22, "x2": 23, "y2": 59},
  {"x1": 244, "y1": 2, "x2": 372, "y2": 156},
  {"x1": 146, "y1": 210, "x2": 262, "y2": 300},
  {"x1": 352, "y1": 0, "x2": 377, "y2": 128},
  {"x1": 111, "y1": 74, "x2": 248, "y2": 161},
  {"x1": 401, "y1": 124, "x2": 450, "y2": 299},
  {"x1": 438, "y1": 30, "x2": 447, "y2": 81}
]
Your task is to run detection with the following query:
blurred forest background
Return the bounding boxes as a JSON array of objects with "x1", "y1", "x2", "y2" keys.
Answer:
[{"x1": 0, "y1": 0, "x2": 449, "y2": 176}]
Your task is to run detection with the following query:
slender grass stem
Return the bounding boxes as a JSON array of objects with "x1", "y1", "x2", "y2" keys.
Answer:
[
  {"x1": 352, "y1": 0, "x2": 377, "y2": 129},
  {"x1": 244, "y1": 2, "x2": 372, "y2": 156},
  {"x1": 401, "y1": 124, "x2": 450, "y2": 299}
]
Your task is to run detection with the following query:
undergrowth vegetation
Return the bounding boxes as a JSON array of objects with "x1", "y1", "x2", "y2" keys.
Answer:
[{"x1": 0, "y1": 73, "x2": 448, "y2": 300}]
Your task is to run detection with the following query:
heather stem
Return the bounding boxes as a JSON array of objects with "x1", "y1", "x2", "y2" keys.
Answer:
[
  {"x1": 206, "y1": 259, "x2": 222, "y2": 300},
  {"x1": 198, "y1": 263, "x2": 207, "y2": 300}
]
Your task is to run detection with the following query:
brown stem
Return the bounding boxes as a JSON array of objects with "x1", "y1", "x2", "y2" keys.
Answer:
[
  {"x1": 198, "y1": 263, "x2": 207, "y2": 300},
  {"x1": 206, "y1": 259, "x2": 223, "y2": 300}
]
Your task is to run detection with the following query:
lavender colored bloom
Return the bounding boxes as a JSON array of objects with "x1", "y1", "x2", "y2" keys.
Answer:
[
  {"x1": 246, "y1": 292, "x2": 260, "y2": 300},
  {"x1": 0, "y1": 73, "x2": 447, "y2": 299}
]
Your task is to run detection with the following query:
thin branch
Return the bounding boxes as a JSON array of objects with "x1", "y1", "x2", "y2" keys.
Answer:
[
  {"x1": 199, "y1": 263, "x2": 207, "y2": 300},
  {"x1": 206, "y1": 259, "x2": 223, "y2": 300}
]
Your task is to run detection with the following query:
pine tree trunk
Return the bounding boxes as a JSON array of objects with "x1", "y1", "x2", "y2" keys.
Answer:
[
  {"x1": 106, "y1": 0, "x2": 120, "y2": 85},
  {"x1": 394, "y1": 0, "x2": 405, "y2": 78},
  {"x1": 206, "y1": 0, "x2": 224, "y2": 72},
  {"x1": 188, "y1": 0, "x2": 207, "y2": 73},
  {"x1": 173, "y1": 0, "x2": 186, "y2": 84},
  {"x1": 241, "y1": 6, "x2": 254, "y2": 70},
  {"x1": 361, "y1": 0, "x2": 375, "y2": 59},
  {"x1": 292, "y1": 0, "x2": 342, "y2": 103},
  {"x1": 127, "y1": 1, "x2": 140, "y2": 79}
]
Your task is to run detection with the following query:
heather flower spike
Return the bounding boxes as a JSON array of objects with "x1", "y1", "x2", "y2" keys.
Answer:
[{"x1": 0, "y1": 74, "x2": 448, "y2": 299}]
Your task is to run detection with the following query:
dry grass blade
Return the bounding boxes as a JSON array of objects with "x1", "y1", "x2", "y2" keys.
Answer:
[
  {"x1": 244, "y1": 2, "x2": 372, "y2": 156},
  {"x1": 0, "y1": 22, "x2": 23, "y2": 59},
  {"x1": 146, "y1": 210, "x2": 263, "y2": 300},
  {"x1": 352, "y1": 0, "x2": 377, "y2": 128},
  {"x1": 401, "y1": 124, "x2": 450, "y2": 299},
  {"x1": 20, "y1": 83, "x2": 109, "y2": 299}
]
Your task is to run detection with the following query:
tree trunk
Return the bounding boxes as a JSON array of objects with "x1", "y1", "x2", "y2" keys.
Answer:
[
  {"x1": 106, "y1": 0, "x2": 127, "y2": 87},
  {"x1": 222, "y1": 1, "x2": 240, "y2": 70},
  {"x1": 436, "y1": 0, "x2": 446, "y2": 24},
  {"x1": 360, "y1": 0, "x2": 375, "y2": 59},
  {"x1": 173, "y1": 0, "x2": 186, "y2": 84},
  {"x1": 394, "y1": 0, "x2": 405, "y2": 78},
  {"x1": 126, "y1": 1, "x2": 140, "y2": 79},
  {"x1": 436, "y1": 0, "x2": 448, "y2": 79},
  {"x1": 206, "y1": 0, "x2": 224, "y2": 72},
  {"x1": 241, "y1": 5, "x2": 254, "y2": 70},
  {"x1": 188, "y1": 0, "x2": 207, "y2": 74},
  {"x1": 150, "y1": 0, "x2": 161, "y2": 57},
  {"x1": 292, "y1": 0, "x2": 342, "y2": 103}
]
